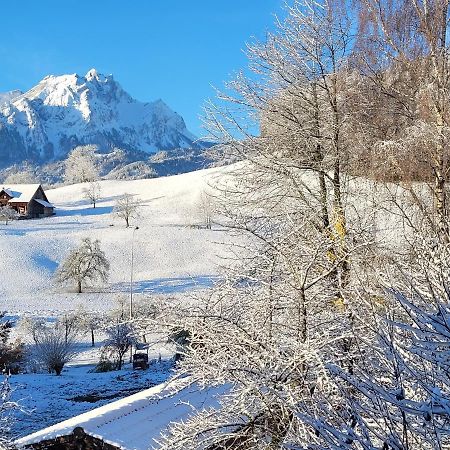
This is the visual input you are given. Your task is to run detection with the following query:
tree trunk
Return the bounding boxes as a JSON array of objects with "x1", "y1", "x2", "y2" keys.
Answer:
[
  {"x1": 333, "y1": 161, "x2": 350, "y2": 289},
  {"x1": 330, "y1": 68, "x2": 349, "y2": 292},
  {"x1": 435, "y1": 153, "x2": 449, "y2": 242},
  {"x1": 117, "y1": 350, "x2": 128, "y2": 370},
  {"x1": 298, "y1": 287, "x2": 307, "y2": 343},
  {"x1": 91, "y1": 329, "x2": 95, "y2": 347},
  {"x1": 431, "y1": 1, "x2": 449, "y2": 242},
  {"x1": 77, "y1": 279, "x2": 82, "y2": 294},
  {"x1": 312, "y1": 81, "x2": 331, "y2": 231}
]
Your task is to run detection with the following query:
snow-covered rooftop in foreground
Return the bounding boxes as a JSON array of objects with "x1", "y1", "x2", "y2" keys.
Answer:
[
  {"x1": 1, "y1": 184, "x2": 41, "y2": 203},
  {"x1": 15, "y1": 381, "x2": 226, "y2": 449}
]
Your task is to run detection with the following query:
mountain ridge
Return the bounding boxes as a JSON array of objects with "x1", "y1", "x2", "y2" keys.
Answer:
[{"x1": 0, "y1": 69, "x2": 201, "y2": 165}]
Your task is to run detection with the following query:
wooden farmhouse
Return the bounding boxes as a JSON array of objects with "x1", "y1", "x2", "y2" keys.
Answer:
[
  {"x1": 0, "y1": 184, "x2": 54, "y2": 218},
  {"x1": 15, "y1": 382, "x2": 226, "y2": 450}
]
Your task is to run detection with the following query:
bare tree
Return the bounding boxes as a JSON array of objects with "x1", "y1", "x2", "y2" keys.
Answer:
[
  {"x1": 204, "y1": 0, "x2": 356, "y2": 298},
  {"x1": 113, "y1": 193, "x2": 140, "y2": 227},
  {"x1": 55, "y1": 238, "x2": 110, "y2": 293},
  {"x1": 83, "y1": 181, "x2": 102, "y2": 208},
  {"x1": 17, "y1": 316, "x2": 46, "y2": 344}
]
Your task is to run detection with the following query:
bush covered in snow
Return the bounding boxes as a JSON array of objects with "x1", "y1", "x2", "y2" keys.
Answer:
[{"x1": 32, "y1": 321, "x2": 76, "y2": 376}]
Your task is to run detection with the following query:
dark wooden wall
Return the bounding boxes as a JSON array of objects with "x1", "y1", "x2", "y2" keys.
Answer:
[{"x1": 27, "y1": 427, "x2": 119, "y2": 450}]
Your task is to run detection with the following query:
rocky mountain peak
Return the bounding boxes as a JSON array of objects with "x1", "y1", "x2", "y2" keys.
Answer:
[{"x1": 0, "y1": 70, "x2": 200, "y2": 165}]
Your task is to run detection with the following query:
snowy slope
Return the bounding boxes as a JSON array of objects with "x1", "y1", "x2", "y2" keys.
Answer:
[
  {"x1": 0, "y1": 69, "x2": 199, "y2": 164},
  {"x1": 0, "y1": 165, "x2": 230, "y2": 315}
]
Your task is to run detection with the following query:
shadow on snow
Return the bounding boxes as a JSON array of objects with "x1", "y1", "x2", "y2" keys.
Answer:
[
  {"x1": 113, "y1": 275, "x2": 219, "y2": 294},
  {"x1": 55, "y1": 205, "x2": 113, "y2": 217}
]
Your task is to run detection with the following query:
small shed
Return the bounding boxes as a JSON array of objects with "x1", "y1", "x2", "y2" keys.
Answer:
[{"x1": 0, "y1": 184, "x2": 54, "y2": 218}]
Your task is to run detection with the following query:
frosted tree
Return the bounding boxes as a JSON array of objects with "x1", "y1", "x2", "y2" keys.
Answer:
[
  {"x1": 56, "y1": 238, "x2": 110, "y2": 293},
  {"x1": 155, "y1": 1, "x2": 450, "y2": 448},
  {"x1": 194, "y1": 190, "x2": 214, "y2": 229},
  {"x1": 157, "y1": 191, "x2": 373, "y2": 448},
  {"x1": 113, "y1": 193, "x2": 140, "y2": 227},
  {"x1": 83, "y1": 180, "x2": 102, "y2": 208},
  {"x1": 17, "y1": 316, "x2": 46, "y2": 345},
  {"x1": 0, "y1": 205, "x2": 18, "y2": 225},
  {"x1": 57, "y1": 312, "x2": 82, "y2": 345},
  {"x1": 79, "y1": 311, "x2": 105, "y2": 347},
  {"x1": 4, "y1": 168, "x2": 37, "y2": 184},
  {"x1": 351, "y1": 0, "x2": 450, "y2": 243},
  {"x1": 293, "y1": 236, "x2": 450, "y2": 449},
  {"x1": 104, "y1": 319, "x2": 135, "y2": 370},
  {"x1": 154, "y1": 1, "x2": 386, "y2": 448},
  {"x1": 204, "y1": 0, "x2": 357, "y2": 298},
  {"x1": 64, "y1": 145, "x2": 99, "y2": 184}
]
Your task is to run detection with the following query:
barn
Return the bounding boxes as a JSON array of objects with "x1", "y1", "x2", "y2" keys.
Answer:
[
  {"x1": 15, "y1": 382, "x2": 226, "y2": 450},
  {"x1": 0, "y1": 184, "x2": 54, "y2": 218}
]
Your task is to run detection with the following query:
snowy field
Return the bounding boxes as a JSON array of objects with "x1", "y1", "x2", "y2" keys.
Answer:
[
  {"x1": 0, "y1": 165, "x2": 233, "y2": 438},
  {"x1": 0, "y1": 165, "x2": 229, "y2": 316}
]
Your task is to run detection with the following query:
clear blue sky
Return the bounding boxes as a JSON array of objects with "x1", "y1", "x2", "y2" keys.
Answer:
[{"x1": 0, "y1": 1, "x2": 283, "y2": 137}]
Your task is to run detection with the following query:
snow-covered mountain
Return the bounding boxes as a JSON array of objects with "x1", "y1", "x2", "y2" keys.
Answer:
[
  {"x1": 0, "y1": 90, "x2": 22, "y2": 106},
  {"x1": 0, "y1": 69, "x2": 199, "y2": 165}
]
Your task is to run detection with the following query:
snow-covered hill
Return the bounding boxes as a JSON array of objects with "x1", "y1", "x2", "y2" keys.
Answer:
[
  {"x1": 0, "y1": 69, "x2": 200, "y2": 164},
  {"x1": 0, "y1": 165, "x2": 230, "y2": 315}
]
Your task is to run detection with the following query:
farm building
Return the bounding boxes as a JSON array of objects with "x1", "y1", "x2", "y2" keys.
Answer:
[
  {"x1": 0, "y1": 184, "x2": 54, "y2": 218},
  {"x1": 15, "y1": 382, "x2": 226, "y2": 450}
]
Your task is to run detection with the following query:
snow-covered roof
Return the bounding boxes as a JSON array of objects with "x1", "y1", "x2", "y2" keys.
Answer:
[
  {"x1": 1, "y1": 184, "x2": 41, "y2": 203},
  {"x1": 15, "y1": 381, "x2": 226, "y2": 450},
  {"x1": 33, "y1": 198, "x2": 54, "y2": 208}
]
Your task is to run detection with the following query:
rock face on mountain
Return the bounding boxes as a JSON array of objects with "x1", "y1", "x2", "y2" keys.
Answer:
[{"x1": 0, "y1": 69, "x2": 199, "y2": 165}]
